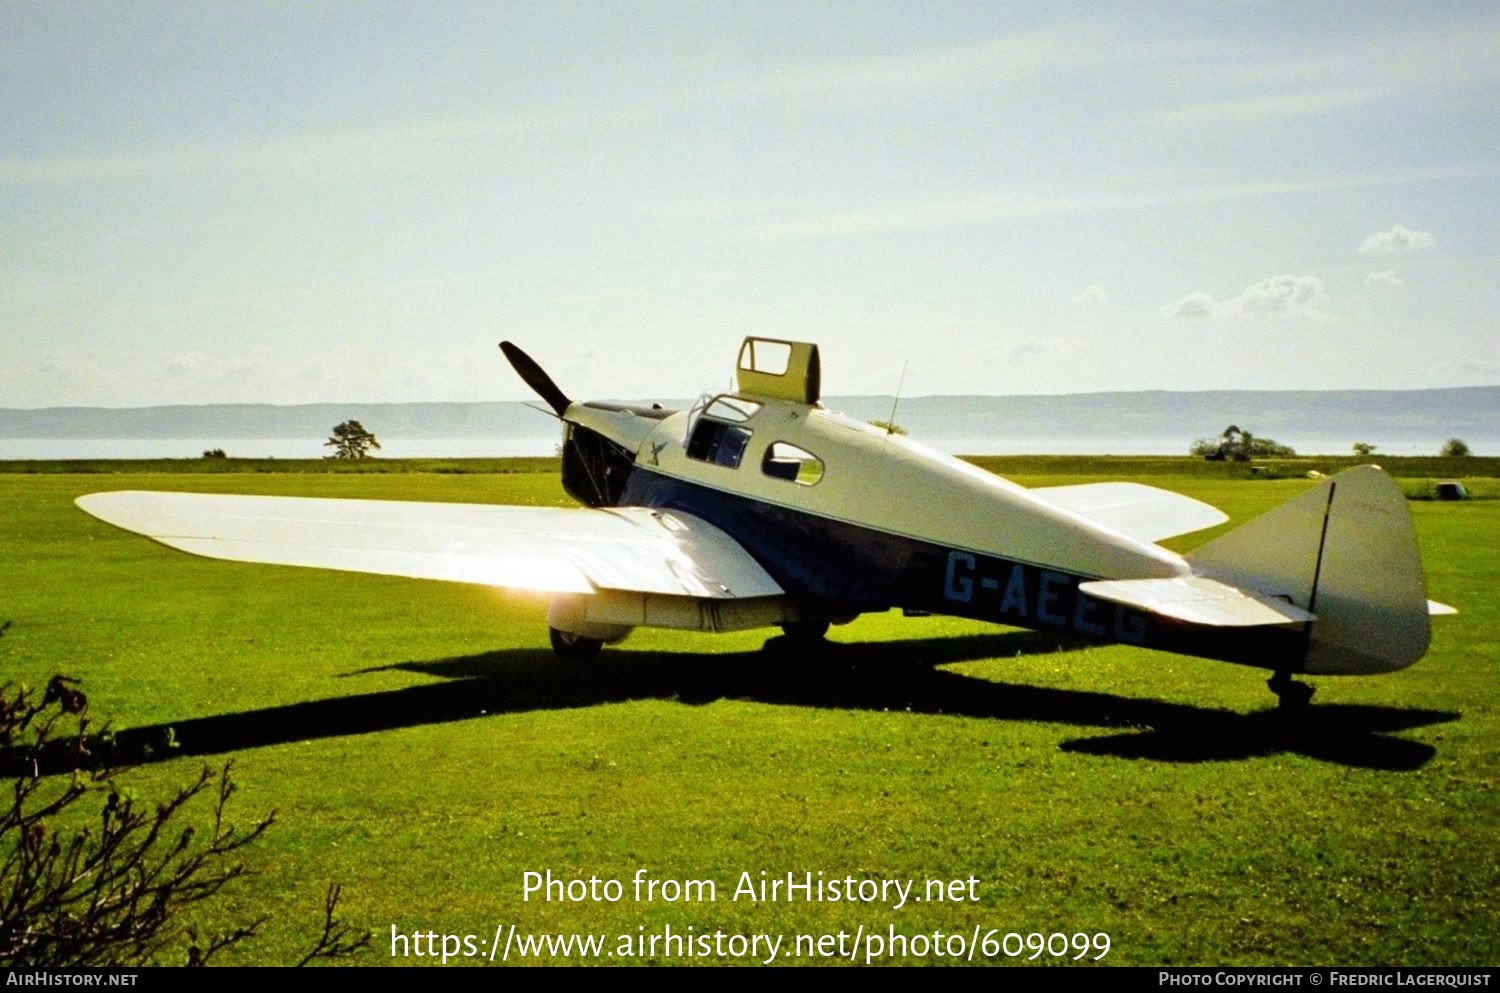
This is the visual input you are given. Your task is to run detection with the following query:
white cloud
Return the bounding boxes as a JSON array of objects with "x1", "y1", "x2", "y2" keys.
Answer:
[
  {"x1": 706, "y1": 28, "x2": 1205, "y2": 110},
  {"x1": 741, "y1": 165, "x2": 1497, "y2": 241},
  {"x1": 1153, "y1": 87, "x2": 1386, "y2": 128},
  {"x1": 1363, "y1": 12, "x2": 1500, "y2": 91},
  {"x1": 981, "y1": 339, "x2": 1071, "y2": 365},
  {"x1": 1, "y1": 348, "x2": 111, "y2": 404},
  {"x1": 1160, "y1": 293, "x2": 1216, "y2": 319},
  {"x1": 644, "y1": 198, "x2": 814, "y2": 219},
  {"x1": 295, "y1": 360, "x2": 331, "y2": 387},
  {"x1": 1160, "y1": 275, "x2": 1328, "y2": 320},
  {"x1": 1155, "y1": 11, "x2": 1500, "y2": 128},
  {"x1": 1358, "y1": 224, "x2": 1435, "y2": 253},
  {"x1": 1210, "y1": 52, "x2": 1366, "y2": 90},
  {"x1": 0, "y1": 27, "x2": 1197, "y2": 187},
  {"x1": 0, "y1": 269, "x2": 88, "y2": 301},
  {"x1": 160, "y1": 353, "x2": 210, "y2": 380},
  {"x1": 1364, "y1": 270, "x2": 1404, "y2": 287},
  {"x1": 0, "y1": 111, "x2": 612, "y2": 185},
  {"x1": 1439, "y1": 355, "x2": 1500, "y2": 380},
  {"x1": 1227, "y1": 274, "x2": 1329, "y2": 317},
  {"x1": 36, "y1": 352, "x2": 79, "y2": 380},
  {"x1": 226, "y1": 354, "x2": 274, "y2": 385},
  {"x1": 1072, "y1": 285, "x2": 1109, "y2": 304}
]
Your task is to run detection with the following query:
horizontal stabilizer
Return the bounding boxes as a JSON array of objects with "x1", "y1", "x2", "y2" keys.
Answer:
[
  {"x1": 1079, "y1": 576, "x2": 1315, "y2": 627},
  {"x1": 76, "y1": 491, "x2": 783, "y2": 600},
  {"x1": 1030, "y1": 482, "x2": 1228, "y2": 543}
]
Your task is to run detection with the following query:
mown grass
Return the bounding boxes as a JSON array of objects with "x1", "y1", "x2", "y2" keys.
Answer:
[{"x1": 1, "y1": 458, "x2": 1495, "y2": 966}]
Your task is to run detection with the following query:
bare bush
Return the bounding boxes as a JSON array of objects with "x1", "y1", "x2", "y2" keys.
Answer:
[{"x1": 0, "y1": 624, "x2": 369, "y2": 966}]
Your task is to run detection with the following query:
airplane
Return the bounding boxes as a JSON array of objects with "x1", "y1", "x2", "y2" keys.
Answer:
[{"x1": 76, "y1": 337, "x2": 1454, "y2": 708}]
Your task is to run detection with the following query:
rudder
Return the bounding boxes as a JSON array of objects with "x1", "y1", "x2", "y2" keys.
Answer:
[{"x1": 1188, "y1": 466, "x2": 1431, "y2": 675}]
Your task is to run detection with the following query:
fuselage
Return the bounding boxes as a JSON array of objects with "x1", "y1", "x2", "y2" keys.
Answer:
[{"x1": 563, "y1": 394, "x2": 1307, "y2": 670}]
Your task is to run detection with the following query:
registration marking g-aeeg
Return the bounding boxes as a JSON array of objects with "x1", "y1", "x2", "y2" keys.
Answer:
[{"x1": 941, "y1": 550, "x2": 1147, "y2": 643}]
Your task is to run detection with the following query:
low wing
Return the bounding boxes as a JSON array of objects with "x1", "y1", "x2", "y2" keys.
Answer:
[
  {"x1": 1029, "y1": 482, "x2": 1228, "y2": 543},
  {"x1": 1079, "y1": 576, "x2": 1315, "y2": 627},
  {"x1": 75, "y1": 491, "x2": 782, "y2": 600}
]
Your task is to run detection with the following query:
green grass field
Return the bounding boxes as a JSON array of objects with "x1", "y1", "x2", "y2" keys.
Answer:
[{"x1": 1, "y1": 457, "x2": 1496, "y2": 966}]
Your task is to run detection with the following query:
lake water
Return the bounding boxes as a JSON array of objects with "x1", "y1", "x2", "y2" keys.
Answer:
[{"x1": 0, "y1": 434, "x2": 1484, "y2": 460}]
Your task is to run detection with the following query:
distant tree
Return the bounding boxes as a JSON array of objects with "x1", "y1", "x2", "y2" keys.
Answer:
[
  {"x1": 1190, "y1": 436, "x2": 1222, "y2": 458},
  {"x1": 1352, "y1": 442, "x2": 1378, "y2": 456},
  {"x1": 201, "y1": 448, "x2": 228, "y2": 459},
  {"x1": 1196, "y1": 425, "x2": 1249, "y2": 461},
  {"x1": 869, "y1": 419, "x2": 907, "y2": 436},
  {"x1": 1247, "y1": 435, "x2": 1296, "y2": 458},
  {"x1": 324, "y1": 420, "x2": 381, "y2": 460},
  {"x1": 1193, "y1": 425, "x2": 1295, "y2": 460},
  {"x1": 1440, "y1": 438, "x2": 1472, "y2": 457}
]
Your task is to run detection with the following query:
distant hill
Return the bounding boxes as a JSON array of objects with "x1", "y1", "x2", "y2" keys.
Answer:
[
  {"x1": 828, "y1": 386, "x2": 1500, "y2": 450},
  {"x1": 2, "y1": 386, "x2": 1495, "y2": 454},
  {"x1": 0, "y1": 402, "x2": 550, "y2": 439}
]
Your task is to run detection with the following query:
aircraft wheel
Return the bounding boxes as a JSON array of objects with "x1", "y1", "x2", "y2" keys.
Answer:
[
  {"x1": 550, "y1": 627, "x2": 604, "y2": 661},
  {"x1": 1267, "y1": 670, "x2": 1314, "y2": 710},
  {"x1": 779, "y1": 619, "x2": 830, "y2": 643}
]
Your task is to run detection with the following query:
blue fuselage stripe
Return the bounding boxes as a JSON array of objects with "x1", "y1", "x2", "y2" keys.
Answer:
[{"x1": 618, "y1": 467, "x2": 1306, "y2": 671}]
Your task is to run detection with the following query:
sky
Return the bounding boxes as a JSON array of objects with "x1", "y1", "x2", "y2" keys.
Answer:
[{"x1": 2, "y1": 1, "x2": 1497, "y2": 407}]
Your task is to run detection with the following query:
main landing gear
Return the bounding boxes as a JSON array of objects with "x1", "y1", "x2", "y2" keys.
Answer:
[
  {"x1": 777, "y1": 619, "x2": 830, "y2": 644},
  {"x1": 549, "y1": 627, "x2": 603, "y2": 661},
  {"x1": 1267, "y1": 669, "x2": 1315, "y2": 710}
]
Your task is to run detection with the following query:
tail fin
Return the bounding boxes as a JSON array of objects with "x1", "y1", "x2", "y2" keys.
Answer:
[{"x1": 1187, "y1": 465, "x2": 1431, "y2": 675}]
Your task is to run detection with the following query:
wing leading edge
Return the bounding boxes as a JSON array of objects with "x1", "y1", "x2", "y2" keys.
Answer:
[{"x1": 75, "y1": 491, "x2": 783, "y2": 600}]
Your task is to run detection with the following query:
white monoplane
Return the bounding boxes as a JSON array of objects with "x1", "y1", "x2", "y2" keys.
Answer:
[{"x1": 78, "y1": 338, "x2": 1454, "y2": 706}]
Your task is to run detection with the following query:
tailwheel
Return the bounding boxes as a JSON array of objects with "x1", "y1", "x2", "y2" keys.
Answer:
[
  {"x1": 549, "y1": 627, "x2": 603, "y2": 661},
  {"x1": 1267, "y1": 669, "x2": 1315, "y2": 710},
  {"x1": 778, "y1": 619, "x2": 830, "y2": 643}
]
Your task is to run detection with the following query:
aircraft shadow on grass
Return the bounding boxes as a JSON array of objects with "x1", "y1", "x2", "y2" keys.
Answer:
[{"x1": 18, "y1": 631, "x2": 1455, "y2": 775}]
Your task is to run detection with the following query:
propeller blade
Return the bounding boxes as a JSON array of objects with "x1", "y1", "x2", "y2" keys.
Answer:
[{"x1": 499, "y1": 341, "x2": 571, "y2": 416}]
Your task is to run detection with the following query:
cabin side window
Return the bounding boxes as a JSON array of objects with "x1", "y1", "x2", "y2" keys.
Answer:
[
  {"x1": 761, "y1": 442, "x2": 824, "y2": 485},
  {"x1": 684, "y1": 395, "x2": 760, "y2": 470},
  {"x1": 687, "y1": 419, "x2": 753, "y2": 469}
]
